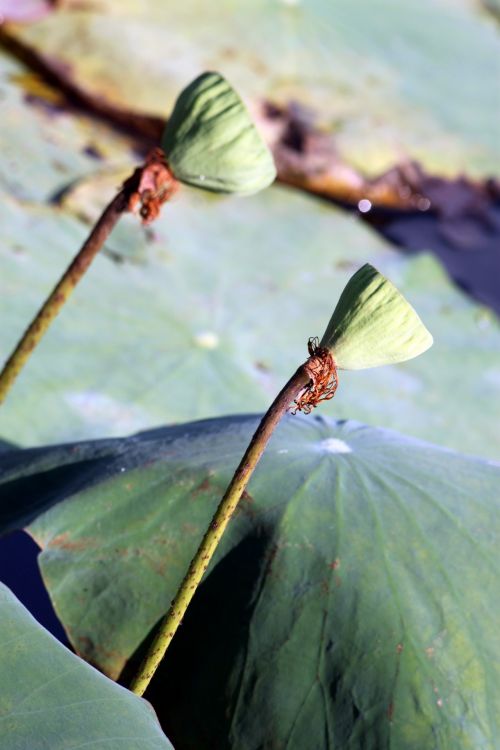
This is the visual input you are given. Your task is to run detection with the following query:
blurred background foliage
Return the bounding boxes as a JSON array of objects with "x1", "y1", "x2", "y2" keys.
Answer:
[{"x1": 0, "y1": 0, "x2": 499, "y2": 458}]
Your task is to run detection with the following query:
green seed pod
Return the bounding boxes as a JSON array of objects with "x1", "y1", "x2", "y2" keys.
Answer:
[
  {"x1": 161, "y1": 71, "x2": 276, "y2": 195},
  {"x1": 320, "y1": 264, "x2": 433, "y2": 369}
]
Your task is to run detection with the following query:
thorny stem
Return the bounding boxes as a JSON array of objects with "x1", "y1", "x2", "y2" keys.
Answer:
[
  {"x1": 0, "y1": 149, "x2": 176, "y2": 406},
  {"x1": 129, "y1": 364, "x2": 311, "y2": 697}
]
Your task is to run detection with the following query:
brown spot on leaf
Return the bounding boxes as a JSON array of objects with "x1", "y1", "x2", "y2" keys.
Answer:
[
  {"x1": 48, "y1": 533, "x2": 95, "y2": 552},
  {"x1": 241, "y1": 490, "x2": 254, "y2": 504},
  {"x1": 74, "y1": 634, "x2": 122, "y2": 677},
  {"x1": 220, "y1": 46, "x2": 238, "y2": 60},
  {"x1": 191, "y1": 476, "x2": 214, "y2": 498},
  {"x1": 235, "y1": 490, "x2": 257, "y2": 520},
  {"x1": 181, "y1": 522, "x2": 200, "y2": 535},
  {"x1": 254, "y1": 360, "x2": 270, "y2": 373}
]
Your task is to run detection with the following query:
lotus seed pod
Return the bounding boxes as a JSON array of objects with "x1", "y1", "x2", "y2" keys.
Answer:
[
  {"x1": 161, "y1": 71, "x2": 276, "y2": 195},
  {"x1": 320, "y1": 264, "x2": 433, "y2": 370}
]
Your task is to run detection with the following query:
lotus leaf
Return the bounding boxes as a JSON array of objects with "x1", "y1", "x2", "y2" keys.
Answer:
[
  {"x1": 0, "y1": 583, "x2": 173, "y2": 750},
  {"x1": 0, "y1": 415, "x2": 498, "y2": 747}
]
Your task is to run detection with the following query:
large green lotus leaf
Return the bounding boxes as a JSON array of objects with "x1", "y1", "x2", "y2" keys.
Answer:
[
  {"x1": 1, "y1": 415, "x2": 498, "y2": 748},
  {"x1": 7, "y1": 0, "x2": 500, "y2": 177},
  {"x1": 321, "y1": 263, "x2": 433, "y2": 369},
  {"x1": 0, "y1": 583, "x2": 174, "y2": 749},
  {"x1": 162, "y1": 71, "x2": 276, "y2": 194},
  {"x1": 1, "y1": 181, "x2": 500, "y2": 459}
]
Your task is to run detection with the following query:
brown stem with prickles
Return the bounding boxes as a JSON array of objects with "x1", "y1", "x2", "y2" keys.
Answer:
[
  {"x1": 129, "y1": 364, "x2": 311, "y2": 696},
  {"x1": 0, "y1": 149, "x2": 176, "y2": 406}
]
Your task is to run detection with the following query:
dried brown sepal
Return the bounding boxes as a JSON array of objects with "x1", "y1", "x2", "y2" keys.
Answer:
[
  {"x1": 124, "y1": 148, "x2": 179, "y2": 225},
  {"x1": 292, "y1": 337, "x2": 338, "y2": 414}
]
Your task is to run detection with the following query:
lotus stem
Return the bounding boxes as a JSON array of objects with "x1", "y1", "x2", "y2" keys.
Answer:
[
  {"x1": 129, "y1": 364, "x2": 312, "y2": 696},
  {"x1": 0, "y1": 149, "x2": 174, "y2": 406}
]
